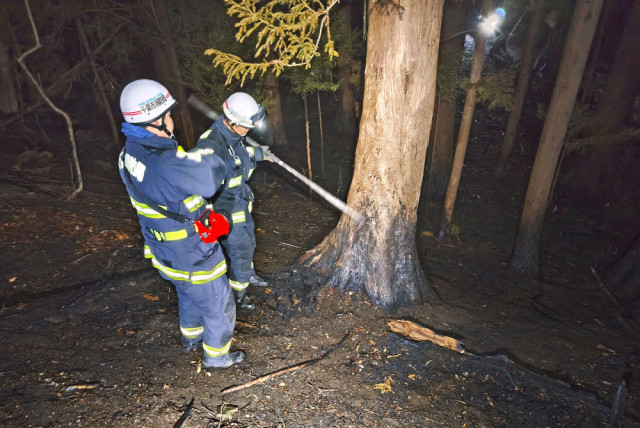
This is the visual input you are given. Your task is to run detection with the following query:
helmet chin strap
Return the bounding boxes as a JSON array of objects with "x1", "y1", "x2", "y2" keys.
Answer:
[
  {"x1": 223, "y1": 117, "x2": 248, "y2": 136},
  {"x1": 146, "y1": 116, "x2": 175, "y2": 139}
]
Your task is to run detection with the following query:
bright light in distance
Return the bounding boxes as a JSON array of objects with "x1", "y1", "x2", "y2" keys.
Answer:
[{"x1": 479, "y1": 8, "x2": 506, "y2": 36}]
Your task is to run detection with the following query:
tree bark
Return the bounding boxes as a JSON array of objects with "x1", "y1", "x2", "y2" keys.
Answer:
[
  {"x1": 496, "y1": 0, "x2": 546, "y2": 177},
  {"x1": 264, "y1": 71, "x2": 288, "y2": 147},
  {"x1": 151, "y1": 0, "x2": 195, "y2": 149},
  {"x1": 302, "y1": 0, "x2": 443, "y2": 310},
  {"x1": 423, "y1": 0, "x2": 469, "y2": 212},
  {"x1": 439, "y1": 0, "x2": 492, "y2": 236},
  {"x1": 509, "y1": 0, "x2": 604, "y2": 277},
  {"x1": 592, "y1": 0, "x2": 640, "y2": 132}
]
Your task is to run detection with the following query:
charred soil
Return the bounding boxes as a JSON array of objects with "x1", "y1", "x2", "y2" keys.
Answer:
[{"x1": 1, "y1": 126, "x2": 639, "y2": 427}]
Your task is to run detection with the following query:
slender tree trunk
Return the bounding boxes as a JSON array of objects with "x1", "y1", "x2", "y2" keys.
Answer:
[
  {"x1": 579, "y1": 0, "x2": 609, "y2": 104},
  {"x1": 496, "y1": 1, "x2": 546, "y2": 177},
  {"x1": 0, "y1": 9, "x2": 18, "y2": 115},
  {"x1": 439, "y1": 0, "x2": 492, "y2": 237},
  {"x1": 151, "y1": 0, "x2": 195, "y2": 148},
  {"x1": 335, "y1": 1, "x2": 356, "y2": 137},
  {"x1": 302, "y1": 93, "x2": 312, "y2": 182},
  {"x1": 76, "y1": 17, "x2": 120, "y2": 151},
  {"x1": 592, "y1": 0, "x2": 640, "y2": 132},
  {"x1": 264, "y1": 71, "x2": 288, "y2": 147},
  {"x1": 509, "y1": 0, "x2": 604, "y2": 277},
  {"x1": 317, "y1": 91, "x2": 325, "y2": 177},
  {"x1": 302, "y1": 0, "x2": 443, "y2": 310},
  {"x1": 422, "y1": 0, "x2": 469, "y2": 216}
]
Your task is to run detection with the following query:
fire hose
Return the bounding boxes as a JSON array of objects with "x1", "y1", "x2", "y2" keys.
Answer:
[{"x1": 187, "y1": 94, "x2": 365, "y2": 227}]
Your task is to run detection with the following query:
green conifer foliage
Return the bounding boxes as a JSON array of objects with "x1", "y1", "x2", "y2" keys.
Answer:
[{"x1": 205, "y1": 0, "x2": 340, "y2": 85}]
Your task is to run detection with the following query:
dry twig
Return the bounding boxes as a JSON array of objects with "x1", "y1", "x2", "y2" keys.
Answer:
[{"x1": 221, "y1": 332, "x2": 350, "y2": 395}]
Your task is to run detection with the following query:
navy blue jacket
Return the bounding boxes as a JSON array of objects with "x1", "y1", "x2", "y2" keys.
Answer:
[
  {"x1": 118, "y1": 123, "x2": 228, "y2": 283},
  {"x1": 196, "y1": 117, "x2": 265, "y2": 224}
]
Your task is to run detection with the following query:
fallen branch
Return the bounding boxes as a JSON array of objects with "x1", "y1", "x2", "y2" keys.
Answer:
[
  {"x1": 221, "y1": 331, "x2": 350, "y2": 395},
  {"x1": 235, "y1": 320, "x2": 258, "y2": 329},
  {"x1": 388, "y1": 319, "x2": 466, "y2": 354},
  {"x1": 173, "y1": 397, "x2": 194, "y2": 428}
]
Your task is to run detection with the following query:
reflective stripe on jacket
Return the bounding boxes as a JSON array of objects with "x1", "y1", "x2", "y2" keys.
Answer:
[
  {"x1": 118, "y1": 122, "x2": 228, "y2": 279},
  {"x1": 196, "y1": 117, "x2": 264, "y2": 224}
]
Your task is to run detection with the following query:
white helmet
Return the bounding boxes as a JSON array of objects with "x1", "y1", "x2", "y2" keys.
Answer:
[
  {"x1": 222, "y1": 92, "x2": 265, "y2": 128},
  {"x1": 120, "y1": 79, "x2": 177, "y2": 124}
]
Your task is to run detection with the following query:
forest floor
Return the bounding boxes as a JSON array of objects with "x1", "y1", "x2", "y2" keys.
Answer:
[{"x1": 1, "y1": 121, "x2": 639, "y2": 428}]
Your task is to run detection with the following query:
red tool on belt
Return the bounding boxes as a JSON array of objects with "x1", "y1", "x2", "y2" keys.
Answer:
[{"x1": 194, "y1": 208, "x2": 232, "y2": 243}]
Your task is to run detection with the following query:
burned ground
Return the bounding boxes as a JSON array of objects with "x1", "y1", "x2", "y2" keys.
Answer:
[{"x1": 1, "y1": 116, "x2": 639, "y2": 427}]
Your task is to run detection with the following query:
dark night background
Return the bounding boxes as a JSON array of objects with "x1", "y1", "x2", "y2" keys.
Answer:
[{"x1": 0, "y1": 0, "x2": 639, "y2": 426}]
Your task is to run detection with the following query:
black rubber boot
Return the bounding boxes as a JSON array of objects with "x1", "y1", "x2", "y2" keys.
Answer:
[
  {"x1": 236, "y1": 294, "x2": 255, "y2": 310},
  {"x1": 202, "y1": 351, "x2": 245, "y2": 369},
  {"x1": 249, "y1": 274, "x2": 268, "y2": 287},
  {"x1": 234, "y1": 289, "x2": 255, "y2": 310},
  {"x1": 182, "y1": 337, "x2": 203, "y2": 353}
]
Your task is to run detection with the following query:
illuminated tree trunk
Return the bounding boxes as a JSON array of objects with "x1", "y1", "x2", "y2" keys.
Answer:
[
  {"x1": 496, "y1": 0, "x2": 546, "y2": 177},
  {"x1": 439, "y1": 0, "x2": 492, "y2": 236},
  {"x1": 509, "y1": 0, "x2": 604, "y2": 277},
  {"x1": 302, "y1": 0, "x2": 443, "y2": 310}
]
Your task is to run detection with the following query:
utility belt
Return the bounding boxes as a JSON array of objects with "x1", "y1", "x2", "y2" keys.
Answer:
[
  {"x1": 144, "y1": 208, "x2": 232, "y2": 244},
  {"x1": 120, "y1": 149, "x2": 231, "y2": 244},
  {"x1": 146, "y1": 224, "x2": 197, "y2": 243}
]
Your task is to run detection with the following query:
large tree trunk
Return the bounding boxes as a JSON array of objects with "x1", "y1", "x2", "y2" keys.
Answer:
[
  {"x1": 496, "y1": 0, "x2": 547, "y2": 177},
  {"x1": 439, "y1": 0, "x2": 492, "y2": 236},
  {"x1": 151, "y1": 0, "x2": 195, "y2": 149},
  {"x1": 302, "y1": 0, "x2": 443, "y2": 310},
  {"x1": 422, "y1": 0, "x2": 469, "y2": 213},
  {"x1": 592, "y1": 0, "x2": 640, "y2": 132},
  {"x1": 509, "y1": 0, "x2": 604, "y2": 277},
  {"x1": 264, "y1": 71, "x2": 288, "y2": 147}
]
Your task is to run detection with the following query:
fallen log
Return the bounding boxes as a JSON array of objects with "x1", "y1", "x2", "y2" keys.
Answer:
[
  {"x1": 388, "y1": 319, "x2": 465, "y2": 354},
  {"x1": 221, "y1": 331, "x2": 350, "y2": 395}
]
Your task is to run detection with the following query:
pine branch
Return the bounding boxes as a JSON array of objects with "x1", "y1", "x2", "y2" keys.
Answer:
[{"x1": 206, "y1": 0, "x2": 339, "y2": 85}]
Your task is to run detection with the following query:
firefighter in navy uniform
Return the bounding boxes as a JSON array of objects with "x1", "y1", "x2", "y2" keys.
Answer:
[
  {"x1": 196, "y1": 92, "x2": 273, "y2": 310},
  {"x1": 117, "y1": 79, "x2": 244, "y2": 369}
]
